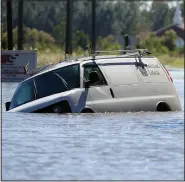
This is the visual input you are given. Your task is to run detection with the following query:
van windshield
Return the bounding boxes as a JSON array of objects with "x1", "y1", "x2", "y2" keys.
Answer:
[
  {"x1": 9, "y1": 80, "x2": 36, "y2": 109},
  {"x1": 9, "y1": 64, "x2": 80, "y2": 109}
]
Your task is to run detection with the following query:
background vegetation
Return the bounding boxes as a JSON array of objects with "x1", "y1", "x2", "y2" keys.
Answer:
[{"x1": 1, "y1": 0, "x2": 184, "y2": 67}]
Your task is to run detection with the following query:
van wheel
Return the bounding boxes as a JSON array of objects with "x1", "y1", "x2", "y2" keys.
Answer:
[
  {"x1": 156, "y1": 102, "x2": 171, "y2": 112},
  {"x1": 81, "y1": 108, "x2": 94, "y2": 113}
]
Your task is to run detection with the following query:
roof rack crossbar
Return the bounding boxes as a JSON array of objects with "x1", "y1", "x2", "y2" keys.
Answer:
[
  {"x1": 91, "y1": 49, "x2": 151, "y2": 68},
  {"x1": 93, "y1": 49, "x2": 150, "y2": 54}
]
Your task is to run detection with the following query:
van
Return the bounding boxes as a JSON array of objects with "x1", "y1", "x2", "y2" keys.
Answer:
[{"x1": 5, "y1": 49, "x2": 181, "y2": 113}]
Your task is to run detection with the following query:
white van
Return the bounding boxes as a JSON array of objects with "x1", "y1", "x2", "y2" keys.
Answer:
[{"x1": 5, "y1": 49, "x2": 181, "y2": 113}]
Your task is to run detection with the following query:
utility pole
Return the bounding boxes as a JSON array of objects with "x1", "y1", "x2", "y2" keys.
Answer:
[
  {"x1": 124, "y1": 34, "x2": 129, "y2": 50},
  {"x1": 91, "y1": 0, "x2": 96, "y2": 51},
  {"x1": 18, "y1": 0, "x2": 23, "y2": 50},
  {"x1": 65, "y1": 0, "x2": 73, "y2": 56},
  {"x1": 6, "y1": 0, "x2": 13, "y2": 50}
]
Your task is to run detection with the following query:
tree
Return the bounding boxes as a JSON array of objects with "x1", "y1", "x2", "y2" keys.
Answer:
[
  {"x1": 72, "y1": 30, "x2": 89, "y2": 49},
  {"x1": 180, "y1": 1, "x2": 184, "y2": 18},
  {"x1": 53, "y1": 20, "x2": 66, "y2": 46},
  {"x1": 112, "y1": 1, "x2": 140, "y2": 35},
  {"x1": 150, "y1": 1, "x2": 172, "y2": 31},
  {"x1": 163, "y1": 30, "x2": 177, "y2": 51}
]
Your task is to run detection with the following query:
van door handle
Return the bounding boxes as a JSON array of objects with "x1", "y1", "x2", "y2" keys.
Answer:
[{"x1": 110, "y1": 88, "x2": 114, "y2": 98}]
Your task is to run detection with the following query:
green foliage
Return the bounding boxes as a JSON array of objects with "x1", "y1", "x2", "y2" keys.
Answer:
[
  {"x1": 178, "y1": 45, "x2": 184, "y2": 55},
  {"x1": 2, "y1": 26, "x2": 57, "y2": 50},
  {"x1": 73, "y1": 46, "x2": 84, "y2": 56},
  {"x1": 180, "y1": 2, "x2": 184, "y2": 18},
  {"x1": 137, "y1": 30, "x2": 180, "y2": 56},
  {"x1": 72, "y1": 30, "x2": 89, "y2": 50},
  {"x1": 163, "y1": 30, "x2": 177, "y2": 52},
  {"x1": 53, "y1": 20, "x2": 66, "y2": 46},
  {"x1": 1, "y1": 31, "x2": 7, "y2": 50},
  {"x1": 1, "y1": 0, "x2": 184, "y2": 62},
  {"x1": 97, "y1": 35, "x2": 122, "y2": 51},
  {"x1": 150, "y1": 1, "x2": 172, "y2": 31},
  {"x1": 112, "y1": 1, "x2": 140, "y2": 35},
  {"x1": 1, "y1": 1, "x2": 183, "y2": 41}
]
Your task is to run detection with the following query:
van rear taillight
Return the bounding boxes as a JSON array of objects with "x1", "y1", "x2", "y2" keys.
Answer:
[{"x1": 164, "y1": 66, "x2": 173, "y2": 82}]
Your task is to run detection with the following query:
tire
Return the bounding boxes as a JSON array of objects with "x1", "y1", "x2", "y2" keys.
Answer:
[
  {"x1": 156, "y1": 102, "x2": 171, "y2": 112},
  {"x1": 81, "y1": 108, "x2": 94, "y2": 113}
]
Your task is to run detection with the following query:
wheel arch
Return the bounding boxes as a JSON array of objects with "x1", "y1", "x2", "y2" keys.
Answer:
[
  {"x1": 80, "y1": 107, "x2": 95, "y2": 113},
  {"x1": 156, "y1": 101, "x2": 171, "y2": 112}
]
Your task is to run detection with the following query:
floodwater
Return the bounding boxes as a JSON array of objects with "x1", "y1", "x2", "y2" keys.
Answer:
[{"x1": 2, "y1": 69, "x2": 184, "y2": 180}]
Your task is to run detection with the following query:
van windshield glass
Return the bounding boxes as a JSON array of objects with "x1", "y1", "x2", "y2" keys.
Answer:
[{"x1": 9, "y1": 80, "x2": 36, "y2": 109}]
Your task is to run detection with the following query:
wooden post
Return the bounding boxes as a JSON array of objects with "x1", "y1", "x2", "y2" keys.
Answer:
[
  {"x1": 91, "y1": 0, "x2": 96, "y2": 51},
  {"x1": 6, "y1": 0, "x2": 13, "y2": 50},
  {"x1": 18, "y1": 0, "x2": 23, "y2": 50},
  {"x1": 65, "y1": 0, "x2": 73, "y2": 56}
]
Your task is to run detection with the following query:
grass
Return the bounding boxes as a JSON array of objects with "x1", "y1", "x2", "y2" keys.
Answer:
[
  {"x1": 37, "y1": 48, "x2": 86, "y2": 67},
  {"x1": 37, "y1": 51, "x2": 65, "y2": 66},
  {"x1": 37, "y1": 50, "x2": 184, "y2": 68},
  {"x1": 157, "y1": 54, "x2": 184, "y2": 68}
]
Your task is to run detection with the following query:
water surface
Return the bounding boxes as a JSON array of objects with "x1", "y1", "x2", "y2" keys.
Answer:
[{"x1": 2, "y1": 69, "x2": 184, "y2": 180}]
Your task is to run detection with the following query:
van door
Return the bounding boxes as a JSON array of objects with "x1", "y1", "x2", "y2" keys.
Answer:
[{"x1": 82, "y1": 62, "x2": 116, "y2": 112}]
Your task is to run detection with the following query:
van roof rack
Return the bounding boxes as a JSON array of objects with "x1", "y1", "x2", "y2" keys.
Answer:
[
  {"x1": 85, "y1": 46, "x2": 151, "y2": 57},
  {"x1": 84, "y1": 46, "x2": 152, "y2": 68},
  {"x1": 93, "y1": 49, "x2": 151, "y2": 55}
]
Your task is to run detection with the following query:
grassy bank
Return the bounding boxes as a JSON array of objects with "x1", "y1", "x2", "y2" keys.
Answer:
[
  {"x1": 37, "y1": 51, "x2": 65, "y2": 66},
  {"x1": 157, "y1": 55, "x2": 184, "y2": 68},
  {"x1": 37, "y1": 47, "x2": 86, "y2": 66},
  {"x1": 37, "y1": 50, "x2": 184, "y2": 68}
]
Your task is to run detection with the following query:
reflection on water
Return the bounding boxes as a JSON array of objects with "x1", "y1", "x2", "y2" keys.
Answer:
[{"x1": 2, "y1": 69, "x2": 184, "y2": 180}]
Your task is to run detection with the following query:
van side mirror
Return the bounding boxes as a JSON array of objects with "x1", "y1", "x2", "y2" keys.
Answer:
[
  {"x1": 5, "y1": 102, "x2": 11, "y2": 111},
  {"x1": 89, "y1": 71, "x2": 100, "y2": 85}
]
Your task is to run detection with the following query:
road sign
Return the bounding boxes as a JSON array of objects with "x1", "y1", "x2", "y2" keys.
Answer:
[{"x1": 1, "y1": 50, "x2": 37, "y2": 82}]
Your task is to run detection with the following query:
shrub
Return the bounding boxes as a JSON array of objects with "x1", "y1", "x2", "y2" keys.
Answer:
[
  {"x1": 137, "y1": 30, "x2": 179, "y2": 56},
  {"x1": 72, "y1": 30, "x2": 90, "y2": 50},
  {"x1": 97, "y1": 35, "x2": 122, "y2": 51}
]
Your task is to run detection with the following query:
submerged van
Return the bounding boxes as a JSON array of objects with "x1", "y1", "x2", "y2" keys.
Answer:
[{"x1": 5, "y1": 49, "x2": 181, "y2": 113}]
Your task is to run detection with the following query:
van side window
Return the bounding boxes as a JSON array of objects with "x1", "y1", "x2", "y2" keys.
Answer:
[
  {"x1": 54, "y1": 64, "x2": 80, "y2": 90},
  {"x1": 83, "y1": 62, "x2": 107, "y2": 87},
  {"x1": 34, "y1": 64, "x2": 80, "y2": 99},
  {"x1": 34, "y1": 72, "x2": 67, "y2": 99}
]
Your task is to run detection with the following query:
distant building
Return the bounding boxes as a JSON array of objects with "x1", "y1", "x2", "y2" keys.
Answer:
[{"x1": 155, "y1": 1, "x2": 184, "y2": 48}]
